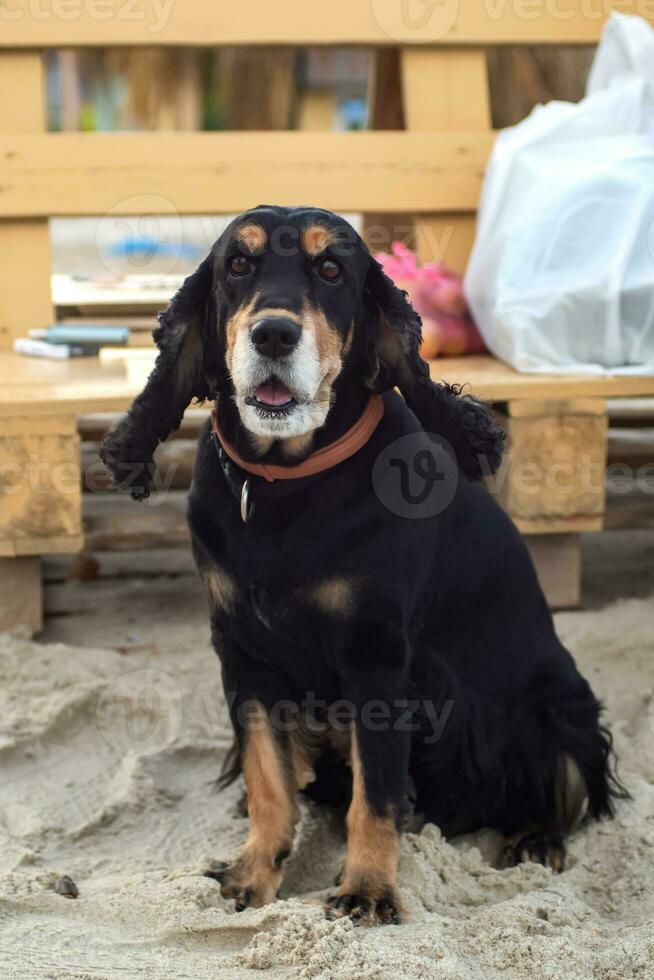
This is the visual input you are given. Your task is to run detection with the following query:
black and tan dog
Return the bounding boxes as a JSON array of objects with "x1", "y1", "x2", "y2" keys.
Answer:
[{"x1": 101, "y1": 205, "x2": 623, "y2": 925}]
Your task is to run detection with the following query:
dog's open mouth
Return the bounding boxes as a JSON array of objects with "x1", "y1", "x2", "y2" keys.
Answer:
[{"x1": 249, "y1": 378, "x2": 297, "y2": 413}]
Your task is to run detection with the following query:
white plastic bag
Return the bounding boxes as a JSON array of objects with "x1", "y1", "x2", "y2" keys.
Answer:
[{"x1": 464, "y1": 13, "x2": 654, "y2": 375}]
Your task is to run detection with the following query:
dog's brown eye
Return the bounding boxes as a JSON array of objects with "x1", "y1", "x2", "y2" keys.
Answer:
[
  {"x1": 230, "y1": 255, "x2": 252, "y2": 277},
  {"x1": 317, "y1": 258, "x2": 341, "y2": 282}
]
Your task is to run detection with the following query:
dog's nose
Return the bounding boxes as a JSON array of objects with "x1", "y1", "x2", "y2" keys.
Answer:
[{"x1": 251, "y1": 318, "x2": 301, "y2": 359}]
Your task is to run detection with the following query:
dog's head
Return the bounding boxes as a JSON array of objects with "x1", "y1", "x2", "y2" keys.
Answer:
[{"x1": 101, "y1": 205, "x2": 504, "y2": 499}]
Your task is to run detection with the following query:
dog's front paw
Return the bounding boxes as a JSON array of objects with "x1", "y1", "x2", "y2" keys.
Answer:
[
  {"x1": 502, "y1": 833, "x2": 566, "y2": 873},
  {"x1": 325, "y1": 886, "x2": 404, "y2": 925},
  {"x1": 204, "y1": 853, "x2": 282, "y2": 911}
]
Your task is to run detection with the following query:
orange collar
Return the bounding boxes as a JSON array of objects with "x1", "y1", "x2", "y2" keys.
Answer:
[{"x1": 211, "y1": 394, "x2": 384, "y2": 483}]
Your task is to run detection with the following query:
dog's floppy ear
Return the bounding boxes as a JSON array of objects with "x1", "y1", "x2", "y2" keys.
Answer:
[
  {"x1": 363, "y1": 257, "x2": 505, "y2": 480},
  {"x1": 100, "y1": 253, "x2": 217, "y2": 501}
]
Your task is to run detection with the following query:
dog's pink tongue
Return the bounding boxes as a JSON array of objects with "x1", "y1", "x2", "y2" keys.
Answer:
[{"x1": 255, "y1": 380, "x2": 293, "y2": 406}]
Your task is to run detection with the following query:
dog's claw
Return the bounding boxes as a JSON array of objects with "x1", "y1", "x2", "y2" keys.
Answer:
[{"x1": 325, "y1": 890, "x2": 403, "y2": 926}]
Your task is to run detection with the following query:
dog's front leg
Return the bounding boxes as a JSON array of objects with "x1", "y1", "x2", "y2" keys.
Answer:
[
  {"x1": 209, "y1": 698, "x2": 298, "y2": 910},
  {"x1": 326, "y1": 658, "x2": 410, "y2": 925}
]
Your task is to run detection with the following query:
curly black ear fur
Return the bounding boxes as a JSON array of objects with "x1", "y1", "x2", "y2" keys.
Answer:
[
  {"x1": 100, "y1": 254, "x2": 216, "y2": 501},
  {"x1": 363, "y1": 258, "x2": 505, "y2": 480}
]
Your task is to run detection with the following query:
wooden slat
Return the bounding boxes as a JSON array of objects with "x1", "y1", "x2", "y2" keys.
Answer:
[
  {"x1": 0, "y1": 52, "x2": 53, "y2": 350},
  {"x1": 0, "y1": 131, "x2": 493, "y2": 216},
  {"x1": 402, "y1": 48, "x2": 490, "y2": 273},
  {"x1": 84, "y1": 492, "x2": 189, "y2": 552},
  {"x1": 0, "y1": 413, "x2": 82, "y2": 556},
  {"x1": 435, "y1": 357, "x2": 654, "y2": 402},
  {"x1": 3, "y1": 353, "x2": 654, "y2": 418},
  {"x1": 0, "y1": 0, "x2": 649, "y2": 46},
  {"x1": 403, "y1": 49, "x2": 491, "y2": 131},
  {"x1": 605, "y1": 488, "x2": 654, "y2": 530}
]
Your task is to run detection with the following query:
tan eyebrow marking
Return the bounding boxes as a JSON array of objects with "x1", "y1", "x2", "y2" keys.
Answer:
[
  {"x1": 235, "y1": 223, "x2": 267, "y2": 254},
  {"x1": 302, "y1": 225, "x2": 335, "y2": 257}
]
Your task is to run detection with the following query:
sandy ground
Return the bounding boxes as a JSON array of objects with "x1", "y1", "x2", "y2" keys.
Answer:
[{"x1": 1, "y1": 532, "x2": 653, "y2": 980}]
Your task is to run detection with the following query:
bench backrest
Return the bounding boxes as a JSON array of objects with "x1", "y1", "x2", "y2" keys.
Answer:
[{"x1": 0, "y1": 1, "x2": 647, "y2": 349}]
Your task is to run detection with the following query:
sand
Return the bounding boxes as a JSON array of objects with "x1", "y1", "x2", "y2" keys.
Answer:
[{"x1": 1, "y1": 543, "x2": 653, "y2": 980}]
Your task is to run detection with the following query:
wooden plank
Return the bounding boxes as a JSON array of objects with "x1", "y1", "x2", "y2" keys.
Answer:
[
  {"x1": 403, "y1": 50, "x2": 491, "y2": 131},
  {"x1": 298, "y1": 90, "x2": 337, "y2": 131},
  {"x1": 84, "y1": 492, "x2": 189, "y2": 552},
  {"x1": 0, "y1": 131, "x2": 494, "y2": 216},
  {"x1": 434, "y1": 356, "x2": 654, "y2": 402},
  {"x1": 525, "y1": 535, "x2": 581, "y2": 609},
  {"x1": 508, "y1": 398, "x2": 607, "y2": 418},
  {"x1": 3, "y1": 353, "x2": 654, "y2": 418},
  {"x1": 608, "y1": 428, "x2": 654, "y2": 468},
  {"x1": 0, "y1": 1, "x2": 649, "y2": 46},
  {"x1": 0, "y1": 413, "x2": 83, "y2": 555},
  {"x1": 82, "y1": 437, "x2": 197, "y2": 492},
  {"x1": 401, "y1": 48, "x2": 490, "y2": 273},
  {"x1": 0, "y1": 52, "x2": 53, "y2": 351},
  {"x1": 512, "y1": 514, "x2": 603, "y2": 535},
  {"x1": 413, "y1": 214, "x2": 477, "y2": 275},
  {"x1": 491, "y1": 401, "x2": 608, "y2": 527},
  {"x1": 0, "y1": 556, "x2": 42, "y2": 634},
  {"x1": 0, "y1": 51, "x2": 45, "y2": 130},
  {"x1": 607, "y1": 397, "x2": 654, "y2": 423},
  {"x1": 605, "y1": 488, "x2": 654, "y2": 531}
]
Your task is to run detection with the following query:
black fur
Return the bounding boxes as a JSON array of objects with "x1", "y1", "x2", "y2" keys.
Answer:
[{"x1": 101, "y1": 206, "x2": 624, "y2": 904}]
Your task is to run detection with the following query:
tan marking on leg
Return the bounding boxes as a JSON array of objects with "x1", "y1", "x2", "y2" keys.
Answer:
[
  {"x1": 302, "y1": 225, "x2": 335, "y2": 257},
  {"x1": 200, "y1": 564, "x2": 237, "y2": 614},
  {"x1": 234, "y1": 223, "x2": 267, "y2": 254},
  {"x1": 289, "y1": 731, "x2": 318, "y2": 791},
  {"x1": 218, "y1": 704, "x2": 298, "y2": 908},
  {"x1": 556, "y1": 755, "x2": 588, "y2": 831},
  {"x1": 328, "y1": 728, "x2": 403, "y2": 923},
  {"x1": 304, "y1": 576, "x2": 356, "y2": 617},
  {"x1": 327, "y1": 726, "x2": 352, "y2": 759}
]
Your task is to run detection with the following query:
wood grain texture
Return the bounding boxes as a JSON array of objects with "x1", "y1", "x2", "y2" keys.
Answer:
[
  {"x1": 401, "y1": 48, "x2": 490, "y2": 273},
  {"x1": 0, "y1": 413, "x2": 82, "y2": 556},
  {"x1": 0, "y1": 52, "x2": 53, "y2": 350},
  {"x1": 491, "y1": 403, "x2": 608, "y2": 525},
  {"x1": 0, "y1": 0, "x2": 648, "y2": 46},
  {"x1": 3, "y1": 353, "x2": 654, "y2": 418},
  {"x1": 0, "y1": 131, "x2": 493, "y2": 216}
]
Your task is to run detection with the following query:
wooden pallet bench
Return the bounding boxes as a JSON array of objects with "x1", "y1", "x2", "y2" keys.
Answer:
[{"x1": 2, "y1": 349, "x2": 654, "y2": 632}]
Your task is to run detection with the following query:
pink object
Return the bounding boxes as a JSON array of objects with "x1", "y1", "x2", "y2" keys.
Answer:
[{"x1": 375, "y1": 242, "x2": 485, "y2": 358}]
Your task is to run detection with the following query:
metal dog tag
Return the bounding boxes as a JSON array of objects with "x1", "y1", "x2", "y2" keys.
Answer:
[{"x1": 240, "y1": 478, "x2": 252, "y2": 523}]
